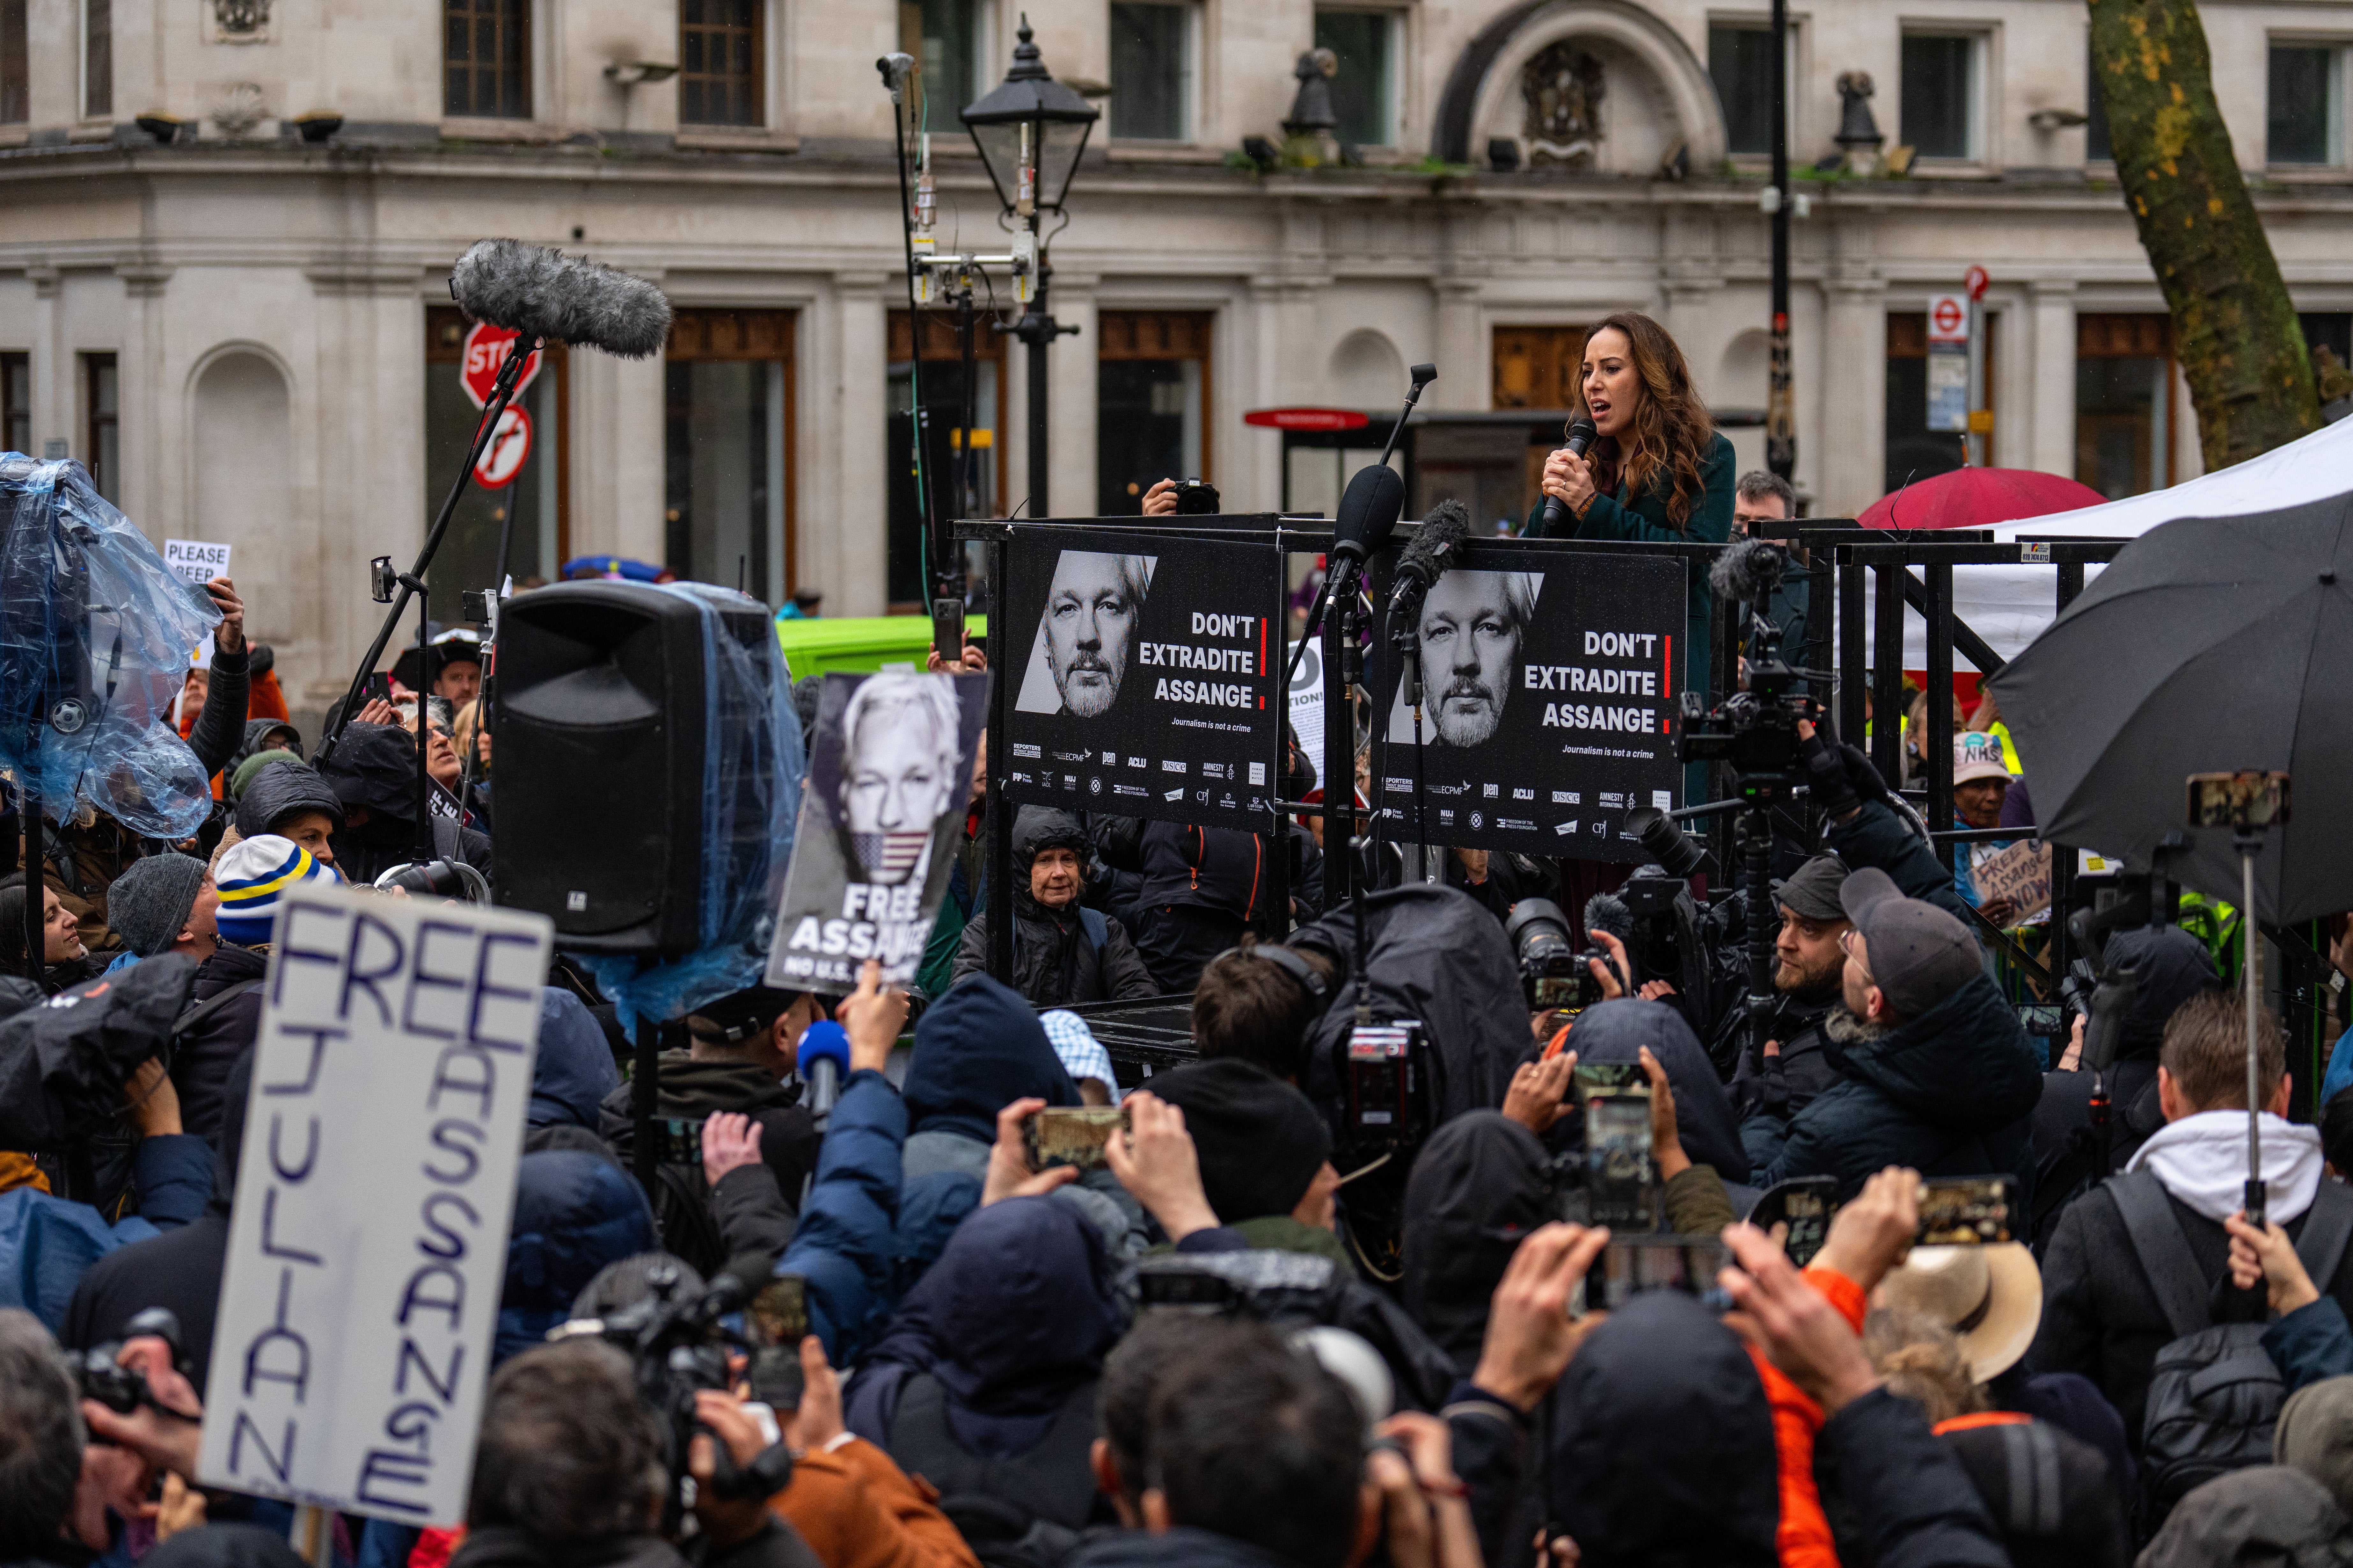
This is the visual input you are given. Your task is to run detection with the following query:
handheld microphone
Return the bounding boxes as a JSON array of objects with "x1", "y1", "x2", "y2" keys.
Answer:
[
  {"x1": 1537, "y1": 416, "x2": 1600, "y2": 534},
  {"x1": 796, "y1": 1020, "x2": 851, "y2": 1117},
  {"x1": 1387, "y1": 500, "x2": 1471, "y2": 617},
  {"x1": 449, "y1": 239, "x2": 673, "y2": 359}
]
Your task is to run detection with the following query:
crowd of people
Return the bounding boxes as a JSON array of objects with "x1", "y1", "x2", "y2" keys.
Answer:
[{"x1": 8, "y1": 548, "x2": 2353, "y2": 1568}]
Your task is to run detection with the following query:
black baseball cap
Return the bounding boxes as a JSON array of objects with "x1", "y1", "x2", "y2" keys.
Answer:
[
  {"x1": 686, "y1": 984, "x2": 808, "y2": 1044},
  {"x1": 1839, "y1": 868, "x2": 1982, "y2": 1019}
]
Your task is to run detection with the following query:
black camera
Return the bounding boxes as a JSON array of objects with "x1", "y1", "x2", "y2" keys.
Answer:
[
  {"x1": 554, "y1": 1255, "x2": 797, "y2": 1523},
  {"x1": 1339, "y1": 1019, "x2": 1433, "y2": 1150},
  {"x1": 1172, "y1": 479, "x2": 1221, "y2": 515},
  {"x1": 1505, "y1": 897, "x2": 1608, "y2": 1013},
  {"x1": 62, "y1": 1307, "x2": 192, "y2": 1419}
]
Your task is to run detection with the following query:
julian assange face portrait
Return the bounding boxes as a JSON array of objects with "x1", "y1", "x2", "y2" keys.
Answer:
[
  {"x1": 837, "y1": 674, "x2": 963, "y2": 881},
  {"x1": 1042, "y1": 551, "x2": 1150, "y2": 719},
  {"x1": 1419, "y1": 570, "x2": 1529, "y2": 748}
]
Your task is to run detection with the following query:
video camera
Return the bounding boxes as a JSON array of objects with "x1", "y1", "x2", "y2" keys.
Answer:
[
  {"x1": 1678, "y1": 540, "x2": 1820, "y2": 798},
  {"x1": 1504, "y1": 897, "x2": 1611, "y2": 1013},
  {"x1": 552, "y1": 1252, "x2": 797, "y2": 1527}
]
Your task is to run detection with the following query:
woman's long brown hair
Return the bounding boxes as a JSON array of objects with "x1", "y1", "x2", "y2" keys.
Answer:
[{"x1": 1572, "y1": 312, "x2": 1714, "y2": 530}]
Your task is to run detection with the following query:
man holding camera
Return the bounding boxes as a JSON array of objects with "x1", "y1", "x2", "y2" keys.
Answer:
[{"x1": 1720, "y1": 856, "x2": 1853, "y2": 1133}]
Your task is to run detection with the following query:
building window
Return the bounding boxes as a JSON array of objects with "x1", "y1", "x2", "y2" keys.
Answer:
[
  {"x1": 1708, "y1": 23, "x2": 1776, "y2": 156},
  {"x1": 888, "y1": 310, "x2": 1004, "y2": 609},
  {"x1": 446, "y1": 0, "x2": 530, "y2": 120},
  {"x1": 1490, "y1": 326, "x2": 1585, "y2": 410},
  {"x1": 1317, "y1": 9, "x2": 1397, "y2": 148},
  {"x1": 1097, "y1": 311, "x2": 1211, "y2": 517},
  {"x1": 2085, "y1": 49, "x2": 2110, "y2": 161},
  {"x1": 680, "y1": 0, "x2": 762, "y2": 127},
  {"x1": 2269, "y1": 44, "x2": 2344, "y2": 165},
  {"x1": 1900, "y1": 33, "x2": 1978, "y2": 160},
  {"x1": 82, "y1": 354, "x2": 117, "y2": 500},
  {"x1": 424, "y1": 308, "x2": 567, "y2": 616},
  {"x1": 2, "y1": 0, "x2": 26, "y2": 124},
  {"x1": 1884, "y1": 313, "x2": 1997, "y2": 495},
  {"x1": 3, "y1": 353, "x2": 27, "y2": 454},
  {"x1": 2302, "y1": 312, "x2": 2353, "y2": 372},
  {"x1": 83, "y1": 0, "x2": 109, "y2": 118},
  {"x1": 2076, "y1": 314, "x2": 2174, "y2": 501},
  {"x1": 1110, "y1": 3, "x2": 1193, "y2": 141},
  {"x1": 901, "y1": 0, "x2": 981, "y2": 137},
  {"x1": 666, "y1": 311, "x2": 794, "y2": 603}
]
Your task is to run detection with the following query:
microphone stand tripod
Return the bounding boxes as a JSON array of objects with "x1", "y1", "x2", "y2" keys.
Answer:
[{"x1": 322, "y1": 333, "x2": 535, "y2": 760}]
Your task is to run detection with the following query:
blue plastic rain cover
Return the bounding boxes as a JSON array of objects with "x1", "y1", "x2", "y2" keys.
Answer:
[{"x1": 0, "y1": 457, "x2": 221, "y2": 837}]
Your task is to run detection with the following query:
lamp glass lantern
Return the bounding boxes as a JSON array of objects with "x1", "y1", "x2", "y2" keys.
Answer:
[{"x1": 960, "y1": 16, "x2": 1099, "y2": 221}]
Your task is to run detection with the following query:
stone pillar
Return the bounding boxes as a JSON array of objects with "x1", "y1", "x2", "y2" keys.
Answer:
[
  {"x1": 1818, "y1": 272, "x2": 1887, "y2": 518},
  {"x1": 1045, "y1": 270, "x2": 1098, "y2": 519},
  {"x1": 2029, "y1": 279, "x2": 2077, "y2": 479},
  {"x1": 114, "y1": 266, "x2": 170, "y2": 529},
  {"x1": 1430, "y1": 277, "x2": 1488, "y2": 412},
  {"x1": 28, "y1": 265, "x2": 62, "y2": 456},
  {"x1": 832, "y1": 273, "x2": 890, "y2": 616}
]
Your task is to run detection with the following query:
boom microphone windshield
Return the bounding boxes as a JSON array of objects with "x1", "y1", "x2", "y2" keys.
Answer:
[
  {"x1": 1582, "y1": 891, "x2": 1633, "y2": 945},
  {"x1": 1389, "y1": 499, "x2": 1471, "y2": 615},
  {"x1": 450, "y1": 239, "x2": 673, "y2": 359},
  {"x1": 1708, "y1": 536, "x2": 1789, "y2": 606}
]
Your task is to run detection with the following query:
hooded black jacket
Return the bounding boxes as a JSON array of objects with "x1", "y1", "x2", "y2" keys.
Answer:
[
  {"x1": 597, "y1": 1053, "x2": 822, "y2": 1278},
  {"x1": 1555, "y1": 997, "x2": 1751, "y2": 1184},
  {"x1": 65, "y1": 1050, "x2": 250, "y2": 1393},
  {"x1": 316, "y1": 723, "x2": 491, "y2": 884},
  {"x1": 1400, "y1": 1112, "x2": 1554, "y2": 1372},
  {"x1": 1745, "y1": 972, "x2": 2043, "y2": 1201},
  {"x1": 171, "y1": 942, "x2": 269, "y2": 1145},
  {"x1": 952, "y1": 809, "x2": 1157, "y2": 1006},
  {"x1": 1291, "y1": 884, "x2": 1528, "y2": 1127},
  {"x1": 232, "y1": 759, "x2": 343, "y2": 842},
  {"x1": 1095, "y1": 816, "x2": 1325, "y2": 993}
]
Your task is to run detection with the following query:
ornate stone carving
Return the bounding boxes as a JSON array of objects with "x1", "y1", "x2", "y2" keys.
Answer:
[
  {"x1": 213, "y1": 0, "x2": 270, "y2": 36},
  {"x1": 1521, "y1": 40, "x2": 1605, "y2": 169},
  {"x1": 210, "y1": 82, "x2": 268, "y2": 135}
]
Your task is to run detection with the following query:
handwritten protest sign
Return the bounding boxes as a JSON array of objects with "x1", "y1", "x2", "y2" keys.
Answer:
[
  {"x1": 164, "y1": 539, "x2": 231, "y2": 587},
  {"x1": 1975, "y1": 838, "x2": 2053, "y2": 923},
  {"x1": 198, "y1": 882, "x2": 552, "y2": 1524}
]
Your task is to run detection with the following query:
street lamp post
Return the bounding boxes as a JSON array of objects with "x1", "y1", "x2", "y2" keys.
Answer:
[{"x1": 961, "y1": 17, "x2": 1098, "y2": 516}]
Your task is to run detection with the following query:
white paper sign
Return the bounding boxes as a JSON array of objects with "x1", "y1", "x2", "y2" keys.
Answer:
[
  {"x1": 198, "y1": 882, "x2": 552, "y2": 1525},
  {"x1": 164, "y1": 538, "x2": 231, "y2": 586},
  {"x1": 1287, "y1": 641, "x2": 1322, "y2": 794}
]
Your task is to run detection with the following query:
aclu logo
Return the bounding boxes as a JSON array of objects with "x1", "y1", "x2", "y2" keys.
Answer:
[
  {"x1": 1513, "y1": 788, "x2": 1535, "y2": 801},
  {"x1": 1128, "y1": 756, "x2": 1146, "y2": 768}
]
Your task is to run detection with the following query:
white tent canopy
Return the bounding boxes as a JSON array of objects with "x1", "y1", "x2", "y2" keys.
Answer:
[{"x1": 1873, "y1": 413, "x2": 2353, "y2": 670}]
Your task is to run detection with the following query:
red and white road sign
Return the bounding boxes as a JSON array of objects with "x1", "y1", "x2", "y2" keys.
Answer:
[
  {"x1": 473, "y1": 406, "x2": 532, "y2": 489},
  {"x1": 1964, "y1": 265, "x2": 1991, "y2": 301},
  {"x1": 460, "y1": 321, "x2": 544, "y2": 410},
  {"x1": 1927, "y1": 294, "x2": 1969, "y2": 344}
]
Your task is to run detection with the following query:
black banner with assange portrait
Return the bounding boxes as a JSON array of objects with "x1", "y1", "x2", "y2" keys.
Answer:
[
  {"x1": 1372, "y1": 538, "x2": 1686, "y2": 862},
  {"x1": 1002, "y1": 526, "x2": 1284, "y2": 831}
]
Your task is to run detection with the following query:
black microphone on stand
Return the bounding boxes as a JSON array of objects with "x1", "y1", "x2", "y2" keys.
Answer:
[
  {"x1": 1537, "y1": 415, "x2": 1600, "y2": 534},
  {"x1": 1387, "y1": 501, "x2": 1472, "y2": 619}
]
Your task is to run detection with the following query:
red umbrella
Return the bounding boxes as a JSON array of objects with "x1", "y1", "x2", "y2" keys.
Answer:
[{"x1": 1856, "y1": 467, "x2": 2110, "y2": 531}]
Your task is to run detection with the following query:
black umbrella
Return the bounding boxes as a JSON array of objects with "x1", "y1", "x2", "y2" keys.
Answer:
[{"x1": 1985, "y1": 493, "x2": 2353, "y2": 926}]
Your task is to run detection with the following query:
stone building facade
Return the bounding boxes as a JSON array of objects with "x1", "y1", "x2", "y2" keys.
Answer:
[{"x1": 1, "y1": 0, "x2": 2349, "y2": 708}]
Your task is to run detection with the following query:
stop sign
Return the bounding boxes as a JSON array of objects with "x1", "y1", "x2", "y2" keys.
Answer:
[{"x1": 459, "y1": 322, "x2": 543, "y2": 410}]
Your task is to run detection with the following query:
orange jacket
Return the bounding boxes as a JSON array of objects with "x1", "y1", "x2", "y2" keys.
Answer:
[
  {"x1": 773, "y1": 1436, "x2": 981, "y2": 1568},
  {"x1": 1749, "y1": 1266, "x2": 1868, "y2": 1568}
]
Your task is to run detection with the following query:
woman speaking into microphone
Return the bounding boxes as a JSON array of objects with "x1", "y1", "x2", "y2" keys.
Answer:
[{"x1": 1524, "y1": 313, "x2": 1735, "y2": 739}]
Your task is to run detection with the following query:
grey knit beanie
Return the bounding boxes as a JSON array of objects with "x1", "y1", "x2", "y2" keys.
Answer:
[{"x1": 107, "y1": 853, "x2": 209, "y2": 957}]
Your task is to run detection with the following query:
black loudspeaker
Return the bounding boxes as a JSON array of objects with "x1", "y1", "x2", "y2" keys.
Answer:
[{"x1": 494, "y1": 581, "x2": 770, "y2": 956}]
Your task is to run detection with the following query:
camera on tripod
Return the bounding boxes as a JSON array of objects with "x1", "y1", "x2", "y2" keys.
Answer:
[
  {"x1": 1339, "y1": 1019, "x2": 1434, "y2": 1150},
  {"x1": 1678, "y1": 541, "x2": 1819, "y2": 795}
]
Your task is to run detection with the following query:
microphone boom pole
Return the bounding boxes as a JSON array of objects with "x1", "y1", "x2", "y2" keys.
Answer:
[{"x1": 324, "y1": 335, "x2": 533, "y2": 756}]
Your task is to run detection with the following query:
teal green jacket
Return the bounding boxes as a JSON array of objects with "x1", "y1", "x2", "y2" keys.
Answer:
[{"x1": 1524, "y1": 431, "x2": 1736, "y2": 700}]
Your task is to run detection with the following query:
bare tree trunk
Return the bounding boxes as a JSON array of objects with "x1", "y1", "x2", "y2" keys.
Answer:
[{"x1": 2090, "y1": 0, "x2": 2319, "y2": 470}]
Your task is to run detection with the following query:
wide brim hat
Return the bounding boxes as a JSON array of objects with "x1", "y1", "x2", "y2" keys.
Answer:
[{"x1": 1875, "y1": 1242, "x2": 2043, "y2": 1382}]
